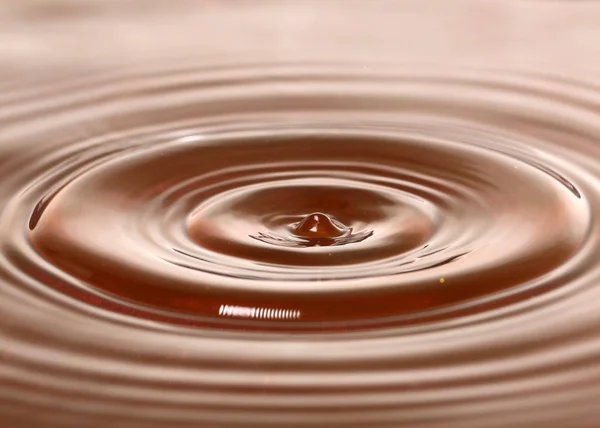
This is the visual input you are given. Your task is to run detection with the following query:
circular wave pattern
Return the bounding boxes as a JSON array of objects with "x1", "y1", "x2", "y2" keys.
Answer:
[{"x1": 2, "y1": 63, "x2": 600, "y2": 427}]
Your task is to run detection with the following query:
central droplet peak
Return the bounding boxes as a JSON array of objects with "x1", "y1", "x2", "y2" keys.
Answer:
[{"x1": 292, "y1": 212, "x2": 348, "y2": 239}]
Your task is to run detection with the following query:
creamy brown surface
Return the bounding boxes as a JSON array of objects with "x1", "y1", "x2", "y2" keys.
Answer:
[{"x1": 2, "y1": 1, "x2": 600, "y2": 427}]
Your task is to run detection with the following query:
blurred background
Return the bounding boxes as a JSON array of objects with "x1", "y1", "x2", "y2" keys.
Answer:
[{"x1": 1, "y1": 0, "x2": 600, "y2": 78}]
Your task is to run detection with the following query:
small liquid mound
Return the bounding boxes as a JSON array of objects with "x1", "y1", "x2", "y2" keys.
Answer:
[
  {"x1": 292, "y1": 212, "x2": 348, "y2": 238},
  {"x1": 291, "y1": 213, "x2": 349, "y2": 246}
]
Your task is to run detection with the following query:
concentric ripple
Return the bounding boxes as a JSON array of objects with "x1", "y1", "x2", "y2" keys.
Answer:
[
  {"x1": 17, "y1": 126, "x2": 589, "y2": 331},
  {"x1": 3, "y1": 56, "x2": 600, "y2": 427}
]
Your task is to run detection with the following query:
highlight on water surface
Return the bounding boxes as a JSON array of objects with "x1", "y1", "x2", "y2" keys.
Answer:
[{"x1": 218, "y1": 305, "x2": 302, "y2": 320}]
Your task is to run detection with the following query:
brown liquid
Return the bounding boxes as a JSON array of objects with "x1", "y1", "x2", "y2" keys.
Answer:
[
  {"x1": 21, "y1": 132, "x2": 586, "y2": 332},
  {"x1": 3, "y1": 1, "x2": 600, "y2": 427},
  {"x1": 292, "y1": 213, "x2": 347, "y2": 240}
]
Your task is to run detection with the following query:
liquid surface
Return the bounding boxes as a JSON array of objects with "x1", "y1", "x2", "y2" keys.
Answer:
[{"x1": 3, "y1": 1, "x2": 600, "y2": 427}]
